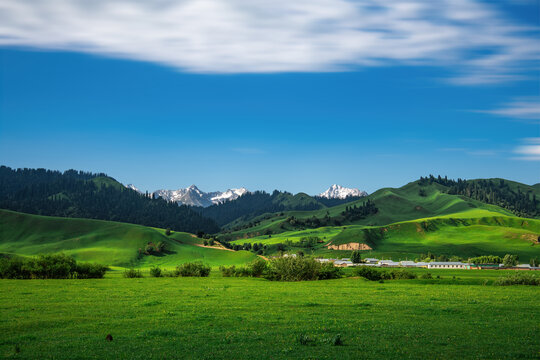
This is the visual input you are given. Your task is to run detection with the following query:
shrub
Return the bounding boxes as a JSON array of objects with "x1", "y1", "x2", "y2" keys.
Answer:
[
  {"x1": 0, "y1": 254, "x2": 107, "y2": 279},
  {"x1": 74, "y1": 263, "x2": 108, "y2": 279},
  {"x1": 494, "y1": 273, "x2": 539, "y2": 286},
  {"x1": 420, "y1": 272, "x2": 433, "y2": 279},
  {"x1": 264, "y1": 257, "x2": 341, "y2": 281},
  {"x1": 248, "y1": 258, "x2": 267, "y2": 277},
  {"x1": 318, "y1": 263, "x2": 344, "y2": 280},
  {"x1": 353, "y1": 266, "x2": 383, "y2": 281},
  {"x1": 502, "y1": 254, "x2": 519, "y2": 267},
  {"x1": 354, "y1": 267, "x2": 416, "y2": 281},
  {"x1": 175, "y1": 262, "x2": 211, "y2": 277},
  {"x1": 149, "y1": 266, "x2": 162, "y2": 277},
  {"x1": 388, "y1": 269, "x2": 417, "y2": 280},
  {"x1": 219, "y1": 265, "x2": 236, "y2": 277},
  {"x1": 123, "y1": 268, "x2": 143, "y2": 278}
]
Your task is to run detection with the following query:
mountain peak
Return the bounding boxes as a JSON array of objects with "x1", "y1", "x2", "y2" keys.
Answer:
[
  {"x1": 153, "y1": 185, "x2": 249, "y2": 207},
  {"x1": 125, "y1": 184, "x2": 142, "y2": 193},
  {"x1": 318, "y1": 184, "x2": 367, "y2": 199}
]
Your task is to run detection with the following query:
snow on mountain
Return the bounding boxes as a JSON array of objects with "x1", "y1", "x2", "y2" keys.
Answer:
[
  {"x1": 210, "y1": 188, "x2": 249, "y2": 204},
  {"x1": 318, "y1": 184, "x2": 367, "y2": 199},
  {"x1": 125, "y1": 184, "x2": 142, "y2": 193},
  {"x1": 153, "y1": 185, "x2": 249, "y2": 207}
]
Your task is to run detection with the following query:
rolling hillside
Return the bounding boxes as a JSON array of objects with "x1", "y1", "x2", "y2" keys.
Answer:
[
  {"x1": 220, "y1": 180, "x2": 515, "y2": 239},
  {"x1": 230, "y1": 209, "x2": 540, "y2": 261},
  {"x1": 0, "y1": 166, "x2": 219, "y2": 233},
  {"x1": 0, "y1": 209, "x2": 256, "y2": 268}
]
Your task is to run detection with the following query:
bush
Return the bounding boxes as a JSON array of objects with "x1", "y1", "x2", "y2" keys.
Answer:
[
  {"x1": 123, "y1": 268, "x2": 143, "y2": 278},
  {"x1": 149, "y1": 266, "x2": 162, "y2": 277},
  {"x1": 248, "y1": 258, "x2": 267, "y2": 277},
  {"x1": 353, "y1": 266, "x2": 384, "y2": 281},
  {"x1": 264, "y1": 257, "x2": 342, "y2": 281},
  {"x1": 354, "y1": 267, "x2": 416, "y2": 281},
  {"x1": 318, "y1": 263, "x2": 344, "y2": 280},
  {"x1": 0, "y1": 254, "x2": 107, "y2": 279},
  {"x1": 220, "y1": 265, "x2": 236, "y2": 277},
  {"x1": 74, "y1": 263, "x2": 108, "y2": 279},
  {"x1": 388, "y1": 269, "x2": 417, "y2": 280},
  {"x1": 420, "y1": 272, "x2": 433, "y2": 279},
  {"x1": 175, "y1": 262, "x2": 211, "y2": 277},
  {"x1": 502, "y1": 254, "x2": 519, "y2": 267},
  {"x1": 494, "y1": 273, "x2": 539, "y2": 286}
]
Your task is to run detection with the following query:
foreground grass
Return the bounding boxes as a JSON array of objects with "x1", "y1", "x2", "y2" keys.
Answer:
[{"x1": 1, "y1": 271, "x2": 538, "y2": 359}]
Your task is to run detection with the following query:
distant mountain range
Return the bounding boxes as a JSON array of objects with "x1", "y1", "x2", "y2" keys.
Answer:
[
  {"x1": 124, "y1": 183, "x2": 367, "y2": 207},
  {"x1": 318, "y1": 184, "x2": 367, "y2": 199},
  {"x1": 153, "y1": 185, "x2": 248, "y2": 207}
]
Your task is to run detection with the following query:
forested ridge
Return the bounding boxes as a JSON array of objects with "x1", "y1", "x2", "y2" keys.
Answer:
[
  {"x1": 0, "y1": 166, "x2": 219, "y2": 233},
  {"x1": 419, "y1": 175, "x2": 539, "y2": 218}
]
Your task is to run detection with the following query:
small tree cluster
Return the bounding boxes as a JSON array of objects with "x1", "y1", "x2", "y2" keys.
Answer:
[
  {"x1": 264, "y1": 257, "x2": 343, "y2": 281},
  {"x1": 142, "y1": 242, "x2": 166, "y2": 255},
  {"x1": 353, "y1": 267, "x2": 417, "y2": 281},
  {"x1": 0, "y1": 254, "x2": 107, "y2": 279},
  {"x1": 174, "y1": 262, "x2": 211, "y2": 277}
]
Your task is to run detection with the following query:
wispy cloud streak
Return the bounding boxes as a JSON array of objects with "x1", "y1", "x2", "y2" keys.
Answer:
[
  {"x1": 480, "y1": 98, "x2": 540, "y2": 120},
  {"x1": 0, "y1": 0, "x2": 538, "y2": 83},
  {"x1": 514, "y1": 138, "x2": 540, "y2": 161}
]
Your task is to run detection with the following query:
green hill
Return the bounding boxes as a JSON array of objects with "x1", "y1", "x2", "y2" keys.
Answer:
[
  {"x1": 221, "y1": 180, "x2": 515, "y2": 240},
  {"x1": 0, "y1": 209, "x2": 256, "y2": 268},
  {"x1": 231, "y1": 209, "x2": 540, "y2": 261}
]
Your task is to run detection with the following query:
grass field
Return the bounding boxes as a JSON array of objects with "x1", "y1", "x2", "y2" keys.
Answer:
[
  {"x1": 0, "y1": 209, "x2": 257, "y2": 268},
  {"x1": 232, "y1": 209, "x2": 540, "y2": 261},
  {"x1": 0, "y1": 270, "x2": 538, "y2": 359}
]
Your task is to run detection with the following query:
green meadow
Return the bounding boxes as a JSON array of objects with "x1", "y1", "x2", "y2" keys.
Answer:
[
  {"x1": 232, "y1": 209, "x2": 540, "y2": 261},
  {"x1": 1, "y1": 270, "x2": 539, "y2": 359},
  {"x1": 0, "y1": 209, "x2": 257, "y2": 268}
]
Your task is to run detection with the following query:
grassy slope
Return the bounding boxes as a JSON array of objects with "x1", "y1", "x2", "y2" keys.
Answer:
[
  {"x1": 224, "y1": 181, "x2": 514, "y2": 238},
  {"x1": 0, "y1": 209, "x2": 256, "y2": 268},
  {"x1": 232, "y1": 209, "x2": 540, "y2": 261},
  {"x1": 0, "y1": 273, "x2": 538, "y2": 359}
]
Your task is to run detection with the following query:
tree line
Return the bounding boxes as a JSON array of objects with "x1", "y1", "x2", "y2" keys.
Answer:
[
  {"x1": 419, "y1": 175, "x2": 539, "y2": 218},
  {"x1": 0, "y1": 166, "x2": 219, "y2": 234}
]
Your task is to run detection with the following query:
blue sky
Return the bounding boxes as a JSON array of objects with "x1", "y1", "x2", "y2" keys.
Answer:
[{"x1": 0, "y1": 0, "x2": 539, "y2": 194}]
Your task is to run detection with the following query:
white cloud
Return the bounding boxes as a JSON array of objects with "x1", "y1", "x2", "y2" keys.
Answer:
[
  {"x1": 514, "y1": 138, "x2": 540, "y2": 161},
  {"x1": 481, "y1": 98, "x2": 540, "y2": 120},
  {"x1": 0, "y1": 0, "x2": 538, "y2": 83}
]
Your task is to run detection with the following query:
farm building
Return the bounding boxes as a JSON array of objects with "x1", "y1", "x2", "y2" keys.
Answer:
[
  {"x1": 400, "y1": 261, "x2": 416, "y2": 267},
  {"x1": 378, "y1": 260, "x2": 400, "y2": 267},
  {"x1": 364, "y1": 258, "x2": 379, "y2": 264},
  {"x1": 333, "y1": 260, "x2": 353, "y2": 267},
  {"x1": 427, "y1": 262, "x2": 471, "y2": 269},
  {"x1": 414, "y1": 262, "x2": 430, "y2": 268}
]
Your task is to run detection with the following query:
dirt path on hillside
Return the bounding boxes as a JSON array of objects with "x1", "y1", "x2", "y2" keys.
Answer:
[{"x1": 193, "y1": 243, "x2": 236, "y2": 252}]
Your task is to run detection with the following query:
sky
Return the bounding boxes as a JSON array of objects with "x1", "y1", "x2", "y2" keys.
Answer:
[{"x1": 0, "y1": 0, "x2": 539, "y2": 195}]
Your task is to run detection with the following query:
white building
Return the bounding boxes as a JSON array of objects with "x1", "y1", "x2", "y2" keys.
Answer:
[
  {"x1": 334, "y1": 260, "x2": 353, "y2": 267},
  {"x1": 400, "y1": 261, "x2": 416, "y2": 267},
  {"x1": 378, "y1": 260, "x2": 400, "y2": 267},
  {"x1": 364, "y1": 258, "x2": 379, "y2": 264},
  {"x1": 427, "y1": 262, "x2": 471, "y2": 269}
]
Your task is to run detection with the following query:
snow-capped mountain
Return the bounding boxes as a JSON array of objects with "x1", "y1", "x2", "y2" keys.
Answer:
[
  {"x1": 153, "y1": 185, "x2": 249, "y2": 207},
  {"x1": 125, "y1": 184, "x2": 142, "y2": 193},
  {"x1": 318, "y1": 184, "x2": 367, "y2": 199}
]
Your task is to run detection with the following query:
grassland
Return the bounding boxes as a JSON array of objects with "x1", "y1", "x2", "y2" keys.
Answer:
[
  {"x1": 0, "y1": 209, "x2": 256, "y2": 268},
  {"x1": 0, "y1": 270, "x2": 538, "y2": 359},
  {"x1": 232, "y1": 209, "x2": 540, "y2": 261},
  {"x1": 223, "y1": 181, "x2": 515, "y2": 237}
]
